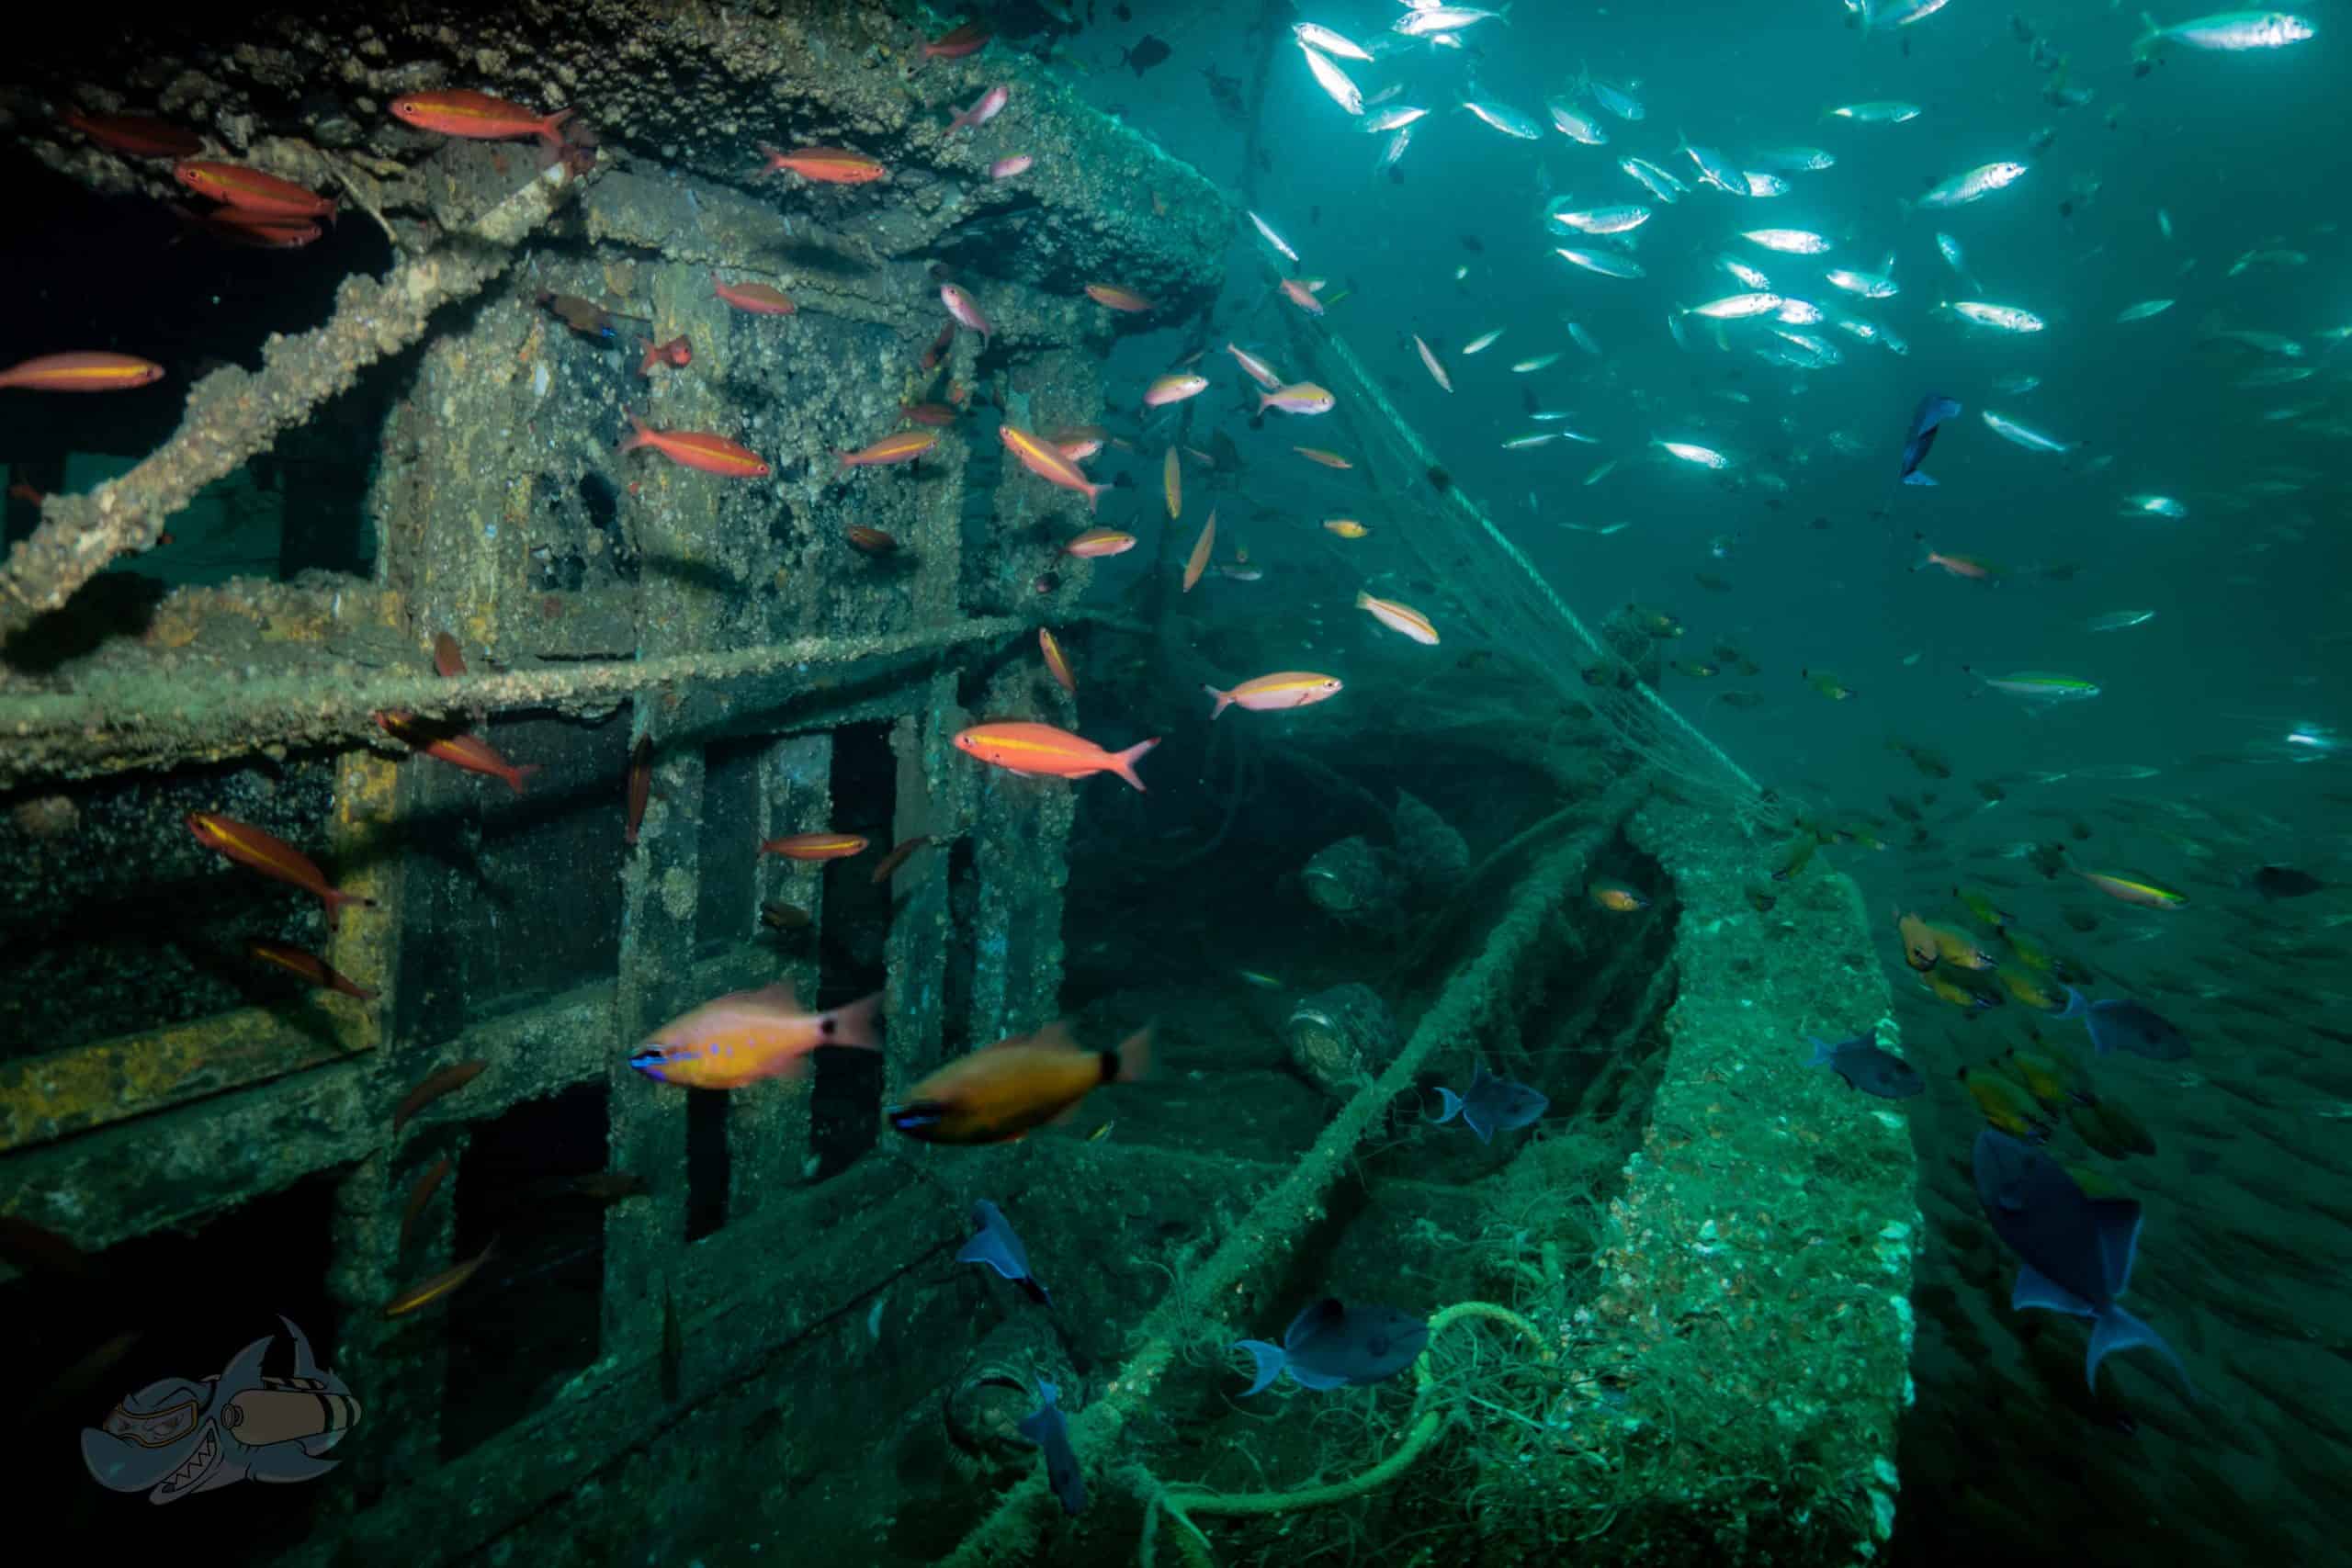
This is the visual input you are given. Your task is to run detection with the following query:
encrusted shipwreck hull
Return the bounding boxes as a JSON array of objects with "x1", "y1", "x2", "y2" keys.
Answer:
[{"x1": 0, "y1": 6, "x2": 1913, "y2": 1566}]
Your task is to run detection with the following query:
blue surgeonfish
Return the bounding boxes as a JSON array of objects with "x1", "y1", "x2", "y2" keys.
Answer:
[
  {"x1": 1896, "y1": 393, "x2": 1962, "y2": 486},
  {"x1": 1018, "y1": 1381, "x2": 1087, "y2": 1516},
  {"x1": 957, "y1": 1200, "x2": 1049, "y2": 1305},
  {"x1": 1233, "y1": 1298, "x2": 1430, "y2": 1394},
  {"x1": 2057, "y1": 987, "x2": 2189, "y2": 1060},
  {"x1": 1972, "y1": 1131, "x2": 2191, "y2": 1394},
  {"x1": 1430, "y1": 1063, "x2": 1548, "y2": 1143}
]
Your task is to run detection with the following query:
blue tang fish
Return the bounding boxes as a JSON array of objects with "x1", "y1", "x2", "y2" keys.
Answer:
[
  {"x1": 957, "y1": 1200, "x2": 1049, "y2": 1305},
  {"x1": 1896, "y1": 393, "x2": 1962, "y2": 486},
  {"x1": 1430, "y1": 1063, "x2": 1548, "y2": 1144},
  {"x1": 1018, "y1": 1380, "x2": 1087, "y2": 1516},
  {"x1": 1807, "y1": 1032, "x2": 1925, "y2": 1099},
  {"x1": 2058, "y1": 987, "x2": 2188, "y2": 1060},
  {"x1": 1972, "y1": 1130, "x2": 2190, "y2": 1394},
  {"x1": 1234, "y1": 1298, "x2": 1429, "y2": 1394}
]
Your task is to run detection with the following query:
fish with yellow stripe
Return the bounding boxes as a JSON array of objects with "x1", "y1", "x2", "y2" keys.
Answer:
[
  {"x1": 628, "y1": 978, "x2": 881, "y2": 1089},
  {"x1": 889, "y1": 1021, "x2": 1152, "y2": 1145},
  {"x1": 186, "y1": 811, "x2": 376, "y2": 930},
  {"x1": 1203, "y1": 671, "x2": 1342, "y2": 719},
  {"x1": 955, "y1": 721, "x2": 1159, "y2": 791}
]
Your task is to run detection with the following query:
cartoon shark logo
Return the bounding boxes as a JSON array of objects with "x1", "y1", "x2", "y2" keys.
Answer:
[{"x1": 81, "y1": 1316, "x2": 359, "y2": 1503}]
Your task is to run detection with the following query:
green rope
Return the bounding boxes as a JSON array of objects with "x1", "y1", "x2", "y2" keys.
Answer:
[{"x1": 1140, "y1": 1303, "x2": 1548, "y2": 1564}]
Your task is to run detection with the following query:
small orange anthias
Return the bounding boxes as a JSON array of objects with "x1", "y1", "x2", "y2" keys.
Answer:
[
  {"x1": 638, "y1": 335, "x2": 691, "y2": 377},
  {"x1": 375, "y1": 711, "x2": 541, "y2": 795},
  {"x1": 185, "y1": 812, "x2": 375, "y2": 930}
]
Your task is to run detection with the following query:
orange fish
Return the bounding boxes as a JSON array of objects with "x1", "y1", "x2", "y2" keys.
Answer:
[
  {"x1": 61, "y1": 108, "x2": 203, "y2": 159},
  {"x1": 1913, "y1": 538, "x2": 1998, "y2": 581},
  {"x1": 1084, "y1": 283, "x2": 1155, "y2": 312},
  {"x1": 7, "y1": 482, "x2": 43, "y2": 503},
  {"x1": 171, "y1": 159, "x2": 336, "y2": 218},
  {"x1": 1000, "y1": 425, "x2": 1107, "y2": 510},
  {"x1": 1040, "y1": 626, "x2": 1077, "y2": 694},
  {"x1": 1063, "y1": 527, "x2": 1136, "y2": 558},
  {"x1": 1279, "y1": 277, "x2": 1327, "y2": 316},
  {"x1": 919, "y1": 321, "x2": 956, "y2": 371},
  {"x1": 246, "y1": 939, "x2": 378, "y2": 1000},
  {"x1": 871, "y1": 835, "x2": 935, "y2": 886},
  {"x1": 626, "y1": 737, "x2": 653, "y2": 847},
  {"x1": 922, "y1": 22, "x2": 989, "y2": 59},
  {"x1": 390, "y1": 91, "x2": 574, "y2": 148},
  {"x1": 432, "y1": 631, "x2": 466, "y2": 677},
  {"x1": 1589, "y1": 882, "x2": 1650, "y2": 913},
  {"x1": 955, "y1": 722, "x2": 1159, "y2": 792},
  {"x1": 618, "y1": 412, "x2": 770, "y2": 477},
  {"x1": 1163, "y1": 445, "x2": 1182, "y2": 520},
  {"x1": 1356, "y1": 592, "x2": 1439, "y2": 645},
  {"x1": 376, "y1": 711, "x2": 540, "y2": 795},
  {"x1": 638, "y1": 335, "x2": 692, "y2": 377},
  {"x1": 1203, "y1": 671, "x2": 1342, "y2": 718},
  {"x1": 888, "y1": 1021, "x2": 1151, "y2": 1145},
  {"x1": 400, "y1": 1156, "x2": 451, "y2": 1251},
  {"x1": 175, "y1": 207, "x2": 322, "y2": 248},
  {"x1": 0, "y1": 352, "x2": 164, "y2": 392},
  {"x1": 838, "y1": 428, "x2": 939, "y2": 468},
  {"x1": 1048, "y1": 424, "x2": 1104, "y2": 461},
  {"x1": 756, "y1": 144, "x2": 888, "y2": 184},
  {"x1": 186, "y1": 811, "x2": 374, "y2": 930},
  {"x1": 761, "y1": 831, "x2": 869, "y2": 861},
  {"x1": 629, "y1": 979, "x2": 883, "y2": 1089},
  {"x1": 395, "y1": 1059, "x2": 488, "y2": 1134},
  {"x1": 1295, "y1": 446, "x2": 1353, "y2": 469},
  {"x1": 1182, "y1": 511, "x2": 1216, "y2": 593},
  {"x1": 712, "y1": 272, "x2": 796, "y2": 314},
  {"x1": 902, "y1": 401, "x2": 959, "y2": 426},
  {"x1": 847, "y1": 525, "x2": 899, "y2": 555},
  {"x1": 385, "y1": 1239, "x2": 497, "y2": 1319}
]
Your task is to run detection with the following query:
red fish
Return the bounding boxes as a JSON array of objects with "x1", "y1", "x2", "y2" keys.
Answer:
[
  {"x1": 761, "y1": 831, "x2": 870, "y2": 861},
  {"x1": 1084, "y1": 283, "x2": 1154, "y2": 312},
  {"x1": 395, "y1": 1060, "x2": 486, "y2": 1134},
  {"x1": 919, "y1": 321, "x2": 956, "y2": 371},
  {"x1": 922, "y1": 22, "x2": 989, "y2": 59},
  {"x1": 625, "y1": 738, "x2": 653, "y2": 847},
  {"x1": 376, "y1": 711, "x2": 541, "y2": 795},
  {"x1": 390, "y1": 90, "x2": 574, "y2": 148},
  {"x1": 433, "y1": 631, "x2": 466, "y2": 677},
  {"x1": 245, "y1": 939, "x2": 378, "y2": 1000},
  {"x1": 186, "y1": 811, "x2": 375, "y2": 930},
  {"x1": 171, "y1": 159, "x2": 336, "y2": 219},
  {"x1": 888, "y1": 1021, "x2": 1151, "y2": 1145},
  {"x1": 617, "y1": 412, "x2": 770, "y2": 478},
  {"x1": 0, "y1": 353, "x2": 164, "y2": 392},
  {"x1": 1062, "y1": 527, "x2": 1136, "y2": 558},
  {"x1": 712, "y1": 273, "x2": 796, "y2": 314},
  {"x1": 629, "y1": 979, "x2": 883, "y2": 1089},
  {"x1": 7, "y1": 482, "x2": 44, "y2": 503},
  {"x1": 756, "y1": 144, "x2": 888, "y2": 184},
  {"x1": 871, "y1": 835, "x2": 934, "y2": 886},
  {"x1": 847, "y1": 525, "x2": 899, "y2": 555},
  {"x1": 948, "y1": 85, "x2": 1011, "y2": 132},
  {"x1": 838, "y1": 429, "x2": 940, "y2": 468},
  {"x1": 954, "y1": 722, "x2": 1158, "y2": 791},
  {"x1": 638, "y1": 335, "x2": 693, "y2": 377},
  {"x1": 385, "y1": 1238, "x2": 496, "y2": 1318},
  {"x1": 999, "y1": 425, "x2": 1106, "y2": 511},
  {"x1": 901, "y1": 401, "x2": 958, "y2": 426},
  {"x1": 61, "y1": 108, "x2": 202, "y2": 159}
]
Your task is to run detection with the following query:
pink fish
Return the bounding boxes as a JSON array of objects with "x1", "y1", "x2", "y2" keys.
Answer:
[
  {"x1": 1203, "y1": 671, "x2": 1343, "y2": 719},
  {"x1": 989, "y1": 154, "x2": 1033, "y2": 179},
  {"x1": 942, "y1": 283, "x2": 993, "y2": 345},
  {"x1": 628, "y1": 979, "x2": 882, "y2": 1090},
  {"x1": 1224, "y1": 342, "x2": 1283, "y2": 390},
  {"x1": 949, "y1": 85, "x2": 1010, "y2": 132},
  {"x1": 1144, "y1": 373, "x2": 1208, "y2": 407},
  {"x1": 1279, "y1": 278, "x2": 1326, "y2": 317}
]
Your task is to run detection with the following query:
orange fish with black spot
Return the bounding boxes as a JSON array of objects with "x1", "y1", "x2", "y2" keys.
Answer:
[
  {"x1": 629, "y1": 978, "x2": 882, "y2": 1089},
  {"x1": 888, "y1": 1020, "x2": 1152, "y2": 1145},
  {"x1": 186, "y1": 811, "x2": 375, "y2": 930}
]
